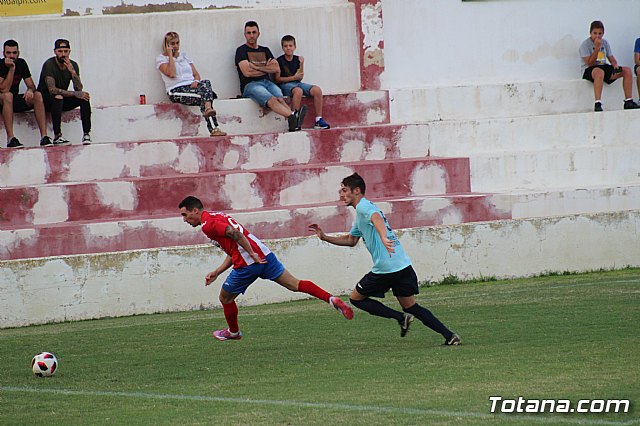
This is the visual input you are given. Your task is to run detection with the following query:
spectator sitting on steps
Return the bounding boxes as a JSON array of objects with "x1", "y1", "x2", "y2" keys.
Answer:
[
  {"x1": 0, "y1": 39, "x2": 52, "y2": 149},
  {"x1": 235, "y1": 21, "x2": 306, "y2": 133},
  {"x1": 579, "y1": 20, "x2": 640, "y2": 112},
  {"x1": 275, "y1": 34, "x2": 330, "y2": 130},
  {"x1": 157, "y1": 31, "x2": 226, "y2": 137},
  {"x1": 37, "y1": 39, "x2": 93, "y2": 145}
]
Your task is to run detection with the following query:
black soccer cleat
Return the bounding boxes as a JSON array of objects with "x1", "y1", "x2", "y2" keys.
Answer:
[
  {"x1": 444, "y1": 333, "x2": 462, "y2": 346},
  {"x1": 399, "y1": 313, "x2": 414, "y2": 337}
]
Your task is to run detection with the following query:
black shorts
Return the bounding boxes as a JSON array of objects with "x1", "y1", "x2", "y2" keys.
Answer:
[
  {"x1": 635, "y1": 64, "x2": 639, "y2": 76},
  {"x1": 5, "y1": 94, "x2": 34, "y2": 113},
  {"x1": 355, "y1": 265, "x2": 419, "y2": 298},
  {"x1": 582, "y1": 65, "x2": 616, "y2": 85}
]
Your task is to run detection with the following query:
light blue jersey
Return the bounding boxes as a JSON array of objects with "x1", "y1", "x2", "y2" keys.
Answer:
[{"x1": 350, "y1": 198, "x2": 411, "y2": 274}]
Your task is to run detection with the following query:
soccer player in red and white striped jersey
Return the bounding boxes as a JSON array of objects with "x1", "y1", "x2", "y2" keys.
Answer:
[{"x1": 179, "y1": 196, "x2": 353, "y2": 341}]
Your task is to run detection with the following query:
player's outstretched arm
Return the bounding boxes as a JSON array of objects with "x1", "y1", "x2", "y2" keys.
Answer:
[
  {"x1": 205, "y1": 255, "x2": 233, "y2": 286},
  {"x1": 308, "y1": 224, "x2": 359, "y2": 247}
]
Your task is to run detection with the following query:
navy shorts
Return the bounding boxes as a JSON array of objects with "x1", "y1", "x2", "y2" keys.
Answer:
[
  {"x1": 222, "y1": 252, "x2": 285, "y2": 295},
  {"x1": 355, "y1": 265, "x2": 419, "y2": 298}
]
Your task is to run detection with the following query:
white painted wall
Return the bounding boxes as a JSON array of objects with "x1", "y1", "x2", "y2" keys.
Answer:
[
  {"x1": 2, "y1": 210, "x2": 638, "y2": 328},
  {"x1": 63, "y1": 0, "x2": 345, "y2": 16},
  {"x1": 382, "y1": 0, "x2": 640, "y2": 87},
  {"x1": 0, "y1": 3, "x2": 359, "y2": 106}
]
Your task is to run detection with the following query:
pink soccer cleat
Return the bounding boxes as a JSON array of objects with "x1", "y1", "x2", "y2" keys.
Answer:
[
  {"x1": 330, "y1": 297, "x2": 354, "y2": 320},
  {"x1": 213, "y1": 328, "x2": 243, "y2": 341}
]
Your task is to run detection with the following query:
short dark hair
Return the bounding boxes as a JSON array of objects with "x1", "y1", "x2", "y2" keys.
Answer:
[
  {"x1": 342, "y1": 173, "x2": 366, "y2": 195},
  {"x1": 589, "y1": 20, "x2": 604, "y2": 32},
  {"x1": 281, "y1": 35, "x2": 296, "y2": 46},
  {"x1": 178, "y1": 196, "x2": 203, "y2": 210},
  {"x1": 3, "y1": 39, "x2": 18, "y2": 50},
  {"x1": 245, "y1": 21, "x2": 259, "y2": 31}
]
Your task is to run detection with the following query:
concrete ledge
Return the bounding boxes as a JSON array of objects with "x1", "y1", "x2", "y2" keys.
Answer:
[
  {"x1": 390, "y1": 80, "x2": 640, "y2": 123},
  {"x1": 424, "y1": 110, "x2": 640, "y2": 157},
  {"x1": 0, "y1": 192, "x2": 508, "y2": 260},
  {"x1": 0, "y1": 122, "x2": 423, "y2": 187},
  {"x1": 470, "y1": 146, "x2": 640, "y2": 192},
  {"x1": 4, "y1": 184, "x2": 640, "y2": 261},
  {"x1": 0, "y1": 157, "x2": 471, "y2": 227},
  {"x1": 0, "y1": 91, "x2": 389, "y2": 147},
  {"x1": 2, "y1": 209, "x2": 638, "y2": 328}
]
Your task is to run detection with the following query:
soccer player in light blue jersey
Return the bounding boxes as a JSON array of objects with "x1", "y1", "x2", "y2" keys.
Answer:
[{"x1": 309, "y1": 173, "x2": 461, "y2": 345}]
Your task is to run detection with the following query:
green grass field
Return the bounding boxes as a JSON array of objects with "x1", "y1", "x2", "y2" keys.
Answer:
[{"x1": 1, "y1": 269, "x2": 639, "y2": 425}]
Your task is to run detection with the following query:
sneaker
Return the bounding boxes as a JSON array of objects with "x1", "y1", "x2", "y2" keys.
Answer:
[
  {"x1": 330, "y1": 296, "x2": 354, "y2": 320},
  {"x1": 287, "y1": 111, "x2": 298, "y2": 132},
  {"x1": 444, "y1": 333, "x2": 462, "y2": 346},
  {"x1": 40, "y1": 136, "x2": 53, "y2": 147},
  {"x1": 398, "y1": 313, "x2": 414, "y2": 337},
  {"x1": 623, "y1": 99, "x2": 640, "y2": 110},
  {"x1": 213, "y1": 328, "x2": 243, "y2": 341},
  {"x1": 210, "y1": 127, "x2": 227, "y2": 137},
  {"x1": 82, "y1": 133, "x2": 92, "y2": 145},
  {"x1": 296, "y1": 105, "x2": 307, "y2": 130},
  {"x1": 53, "y1": 135, "x2": 70, "y2": 146},
  {"x1": 314, "y1": 117, "x2": 330, "y2": 130},
  {"x1": 7, "y1": 137, "x2": 24, "y2": 149},
  {"x1": 594, "y1": 102, "x2": 603, "y2": 112}
]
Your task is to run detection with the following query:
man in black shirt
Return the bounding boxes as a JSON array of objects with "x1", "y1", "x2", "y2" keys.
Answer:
[
  {"x1": 37, "y1": 39, "x2": 92, "y2": 146},
  {"x1": 0, "y1": 39, "x2": 52, "y2": 148},
  {"x1": 234, "y1": 21, "x2": 306, "y2": 132}
]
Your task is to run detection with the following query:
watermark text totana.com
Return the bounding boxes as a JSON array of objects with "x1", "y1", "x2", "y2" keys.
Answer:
[{"x1": 489, "y1": 396, "x2": 630, "y2": 414}]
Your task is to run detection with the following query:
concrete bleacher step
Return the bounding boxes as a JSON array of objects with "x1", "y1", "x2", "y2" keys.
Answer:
[
  {"x1": 1, "y1": 157, "x2": 471, "y2": 227},
  {"x1": 5, "y1": 106, "x2": 638, "y2": 188},
  {"x1": 0, "y1": 192, "x2": 509, "y2": 260},
  {"x1": 424, "y1": 110, "x2": 640, "y2": 157},
  {"x1": 4, "y1": 183, "x2": 640, "y2": 261},
  {"x1": 470, "y1": 146, "x2": 640, "y2": 192},
  {"x1": 0, "y1": 91, "x2": 389, "y2": 148},
  {"x1": 0, "y1": 124, "x2": 430, "y2": 187},
  {"x1": 390, "y1": 80, "x2": 639, "y2": 123}
]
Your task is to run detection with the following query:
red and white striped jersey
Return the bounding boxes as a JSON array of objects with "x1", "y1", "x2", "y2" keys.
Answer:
[{"x1": 200, "y1": 211, "x2": 271, "y2": 268}]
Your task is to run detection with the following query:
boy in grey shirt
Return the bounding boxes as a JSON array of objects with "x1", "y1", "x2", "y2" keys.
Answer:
[{"x1": 579, "y1": 20, "x2": 639, "y2": 112}]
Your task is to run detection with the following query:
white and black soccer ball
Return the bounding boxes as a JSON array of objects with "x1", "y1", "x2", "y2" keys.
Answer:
[{"x1": 31, "y1": 352, "x2": 58, "y2": 377}]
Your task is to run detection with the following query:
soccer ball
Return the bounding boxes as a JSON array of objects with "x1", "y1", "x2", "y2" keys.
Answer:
[{"x1": 31, "y1": 352, "x2": 58, "y2": 377}]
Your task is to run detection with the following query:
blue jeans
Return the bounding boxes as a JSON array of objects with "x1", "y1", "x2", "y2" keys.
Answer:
[
  {"x1": 279, "y1": 81, "x2": 314, "y2": 97},
  {"x1": 242, "y1": 79, "x2": 284, "y2": 107}
]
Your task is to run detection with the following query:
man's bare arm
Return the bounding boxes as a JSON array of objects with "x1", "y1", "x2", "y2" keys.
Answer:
[{"x1": 238, "y1": 60, "x2": 267, "y2": 78}]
